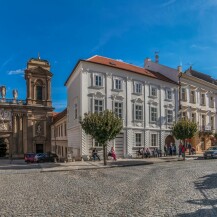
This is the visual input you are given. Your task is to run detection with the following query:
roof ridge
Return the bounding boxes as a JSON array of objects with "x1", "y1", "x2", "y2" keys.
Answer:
[{"x1": 88, "y1": 55, "x2": 150, "y2": 71}]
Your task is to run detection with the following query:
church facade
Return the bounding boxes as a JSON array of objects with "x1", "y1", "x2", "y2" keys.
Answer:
[{"x1": 0, "y1": 58, "x2": 53, "y2": 158}]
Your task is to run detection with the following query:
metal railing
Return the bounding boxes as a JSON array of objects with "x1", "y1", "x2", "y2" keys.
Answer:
[{"x1": 0, "y1": 98, "x2": 26, "y2": 105}]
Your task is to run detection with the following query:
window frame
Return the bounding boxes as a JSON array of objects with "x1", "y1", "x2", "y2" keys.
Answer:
[
  {"x1": 114, "y1": 101, "x2": 123, "y2": 118},
  {"x1": 166, "y1": 89, "x2": 172, "y2": 100},
  {"x1": 150, "y1": 86, "x2": 157, "y2": 97},
  {"x1": 167, "y1": 110, "x2": 173, "y2": 124},
  {"x1": 134, "y1": 82, "x2": 142, "y2": 94},
  {"x1": 151, "y1": 134, "x2": 158, "y2": 147},
  {"x1": 135, "y1": 133, "x2": 142, "y2": 147},
  {"x1": 135, "y1": 104, "x2": 143, "y2": 121},
  {"x1": 94, "y1": 99, "x2": 104, "y2": 113},
  {"x1": 150, "y1": 106, "x2": 158, "y2": 122},
  {"x1": 94, "y1": 74, "x2": 103, "y2": 87},
  {"x1": 114, "y1": 78, "x2": 122, "y2": 90}
]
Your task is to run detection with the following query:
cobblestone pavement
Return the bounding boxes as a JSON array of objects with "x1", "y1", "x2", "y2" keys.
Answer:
[{"x1": 1, "y1": 159, "x2": 217, "y2": 217}]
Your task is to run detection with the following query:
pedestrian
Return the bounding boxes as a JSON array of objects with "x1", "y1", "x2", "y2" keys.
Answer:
[
  {"x1": 181, "y1": 145, "x2": 186, "y2": 160},
  {"x1": 92, "y1": 148, "x2": 100, "y2": 161},
  {"x1": 188, "y1": 143, "x2": 192, "y2": 155},
  {"x1": 164, "y1": 144, "x2": 167, "y2": 157},
  {"x1": 110, "y1": 147, "x2": 117, "y2": 161},
  {"x1": 169, "y1": 143, "x2": 173, "y2": 156},
  {"x1": 146, "y1": 148, "x2": 151, "y2": 158},
  {"x1": 178, "y1": 143, "x2": 182, "y2": 157},
  {"x1": 172, "y1": 144, "x2": 176, "y2": 156}
]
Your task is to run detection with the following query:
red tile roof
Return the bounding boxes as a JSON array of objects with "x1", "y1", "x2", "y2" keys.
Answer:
[
  {"x1": 87, "y1": 55, "x2": 178, "y2": 84},
  {"x1": 52, "y1": 108, "x2": 67, "y2": 124}
]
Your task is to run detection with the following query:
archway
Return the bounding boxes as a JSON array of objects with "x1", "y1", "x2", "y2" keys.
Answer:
[{"x1": 165, "y1": 135, "x2": 175, "y2": 147}]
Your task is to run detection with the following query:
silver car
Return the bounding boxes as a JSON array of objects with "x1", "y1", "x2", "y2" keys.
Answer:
[{"x1": 204, "y1": 146, "x2": 217, "y2": 159}]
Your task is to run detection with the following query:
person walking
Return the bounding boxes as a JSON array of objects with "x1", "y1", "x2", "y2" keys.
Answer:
[
  {"x1": 188, "y1": 143, "x2": 192, "y2": 155},
  {"x1": 164, "y1": 145, "x2": 167, "y2": 157},
  {"x1": 181, "y1": 144, "x2": 186, "y2": 160},
  {"x1": 178, "y1": 143, "x2": 182, "y2": 157},
  {"x1": 92, "y1": 148, "x2": 100, "y2": 161},
  {"x1": 172, "y1": 144, "x2": 176, "y2": 156}
]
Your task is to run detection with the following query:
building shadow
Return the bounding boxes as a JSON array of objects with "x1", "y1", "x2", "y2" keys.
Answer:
[{"x1": 177, "y1": 173, "x2": 217, "y2": 216}]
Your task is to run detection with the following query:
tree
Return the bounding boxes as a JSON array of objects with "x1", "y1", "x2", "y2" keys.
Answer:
[
  {"x1": 172, "y1": 119, "x2": 197, "y2": 160},
  {"x1": 80, "y1": 110, "x2": 123, "y2": 165},
  {"x1": 0, "y1": 138, "x2": 7, "y2": 157}
]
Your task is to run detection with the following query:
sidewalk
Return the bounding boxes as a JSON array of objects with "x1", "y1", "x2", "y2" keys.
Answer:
[{"x1": 0, "y1": 154, "x2": 202, "y2": 174}]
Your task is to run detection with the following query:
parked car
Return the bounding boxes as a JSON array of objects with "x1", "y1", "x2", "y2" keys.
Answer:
[
  {"x1": 204, "y1": 146, "x2": 217, "y2": 159},
  {"x1": 35, "y1": 152, "x2": 59, "y2": 163},
  {"x1": 34, "y1": 153, "x2": 45, "y2": 163},
  {"x1": 24, "y1": 153, "x2": 35, "y2": 163}
]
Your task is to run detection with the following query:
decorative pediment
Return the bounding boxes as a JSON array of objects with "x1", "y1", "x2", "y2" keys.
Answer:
[
  {"x1": 88, "y1": 91, "x2": 105, "y2": 99},
  {"x1": 164, "y1": 104, "x2": 174, "y2": 109},
  {"x1": 131, "y1": 98, "x2": 143, "y2": 103},
  {"x1": 26, "y1": 66, "x2": 53, "y2": 76},
  {"x1": 111, "y1": 94, "x2": 124, "y2": 101},
  {"x1": 148, "y1": 100, "x2": 158, "y2": 105}
]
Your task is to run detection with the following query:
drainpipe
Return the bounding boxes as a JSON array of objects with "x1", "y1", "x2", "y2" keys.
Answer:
[{"x1": 178, "y1": 66, "x2": 182, "y2": 119}]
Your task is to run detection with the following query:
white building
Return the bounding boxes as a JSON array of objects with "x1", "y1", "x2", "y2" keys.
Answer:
[
  {"x1": 145, "y1": 57, "x2": 217, "y2": 152},
  {"x1": 65, "y1": 55, "x2": 179, "y2": 160}
]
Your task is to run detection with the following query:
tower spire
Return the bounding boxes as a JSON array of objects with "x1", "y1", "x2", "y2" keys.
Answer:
[{"x1": 38, "y1": 52, "x2": 40, "y2": 60}]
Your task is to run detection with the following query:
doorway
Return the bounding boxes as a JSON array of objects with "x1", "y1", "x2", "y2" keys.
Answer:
[
  {"x1": 165, "y1": 135, "x2": 175, "y2": 147},
  {"x1": 36, "y1": 144, "x2": 44, "y2": 153}
]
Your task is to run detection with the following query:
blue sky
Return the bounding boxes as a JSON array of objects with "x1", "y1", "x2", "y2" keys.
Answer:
[{"x1": 1, "y1": 0, "x2": 217, "y2": 111}]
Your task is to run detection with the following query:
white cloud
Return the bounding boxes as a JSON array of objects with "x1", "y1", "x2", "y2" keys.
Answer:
[
  {"x1": 190, "y1": 44, "x2": 210, "y2": 50},
  {"x1": 8, "y1": 69, "x2": 24, "y2": 75},
  {"x1": 159, "y1": 0, "x2": 176, "y2": 8}
]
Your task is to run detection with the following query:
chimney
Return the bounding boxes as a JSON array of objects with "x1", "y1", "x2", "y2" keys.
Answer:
[
  {"x1": 177, "y1": 65, "x2": 182, "y2": 74},
  {"x1": 144, "y1": 57, "x2": 151, "y2": 67},
  {"x1": 155, "y1": 52, "x2": 159, "y2": 63}
]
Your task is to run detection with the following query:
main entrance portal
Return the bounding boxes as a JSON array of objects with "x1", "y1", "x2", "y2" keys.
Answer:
[{"x1": 36, "y1": 144, "x2": 44, "y2": 153}]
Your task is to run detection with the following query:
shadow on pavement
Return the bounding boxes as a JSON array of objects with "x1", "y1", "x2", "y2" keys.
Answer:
[
  {"x1": 108, "y1": 160, "x2": 154, "y2": 167},
  {"x1": 0, "y1": 162, "x2": 62, "y2": 170},
  {"x1": 178, "y1": 173, "x2": 217, "y2": 216}
]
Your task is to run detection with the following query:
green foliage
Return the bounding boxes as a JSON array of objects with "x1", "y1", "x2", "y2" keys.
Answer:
[
  {"x1": 0, "y1": 138, "x2": 7, "y2": 157},
  {"x1": 172, "y1": 119, "x2": 197, "y2": 140},
  {"x1": 80, "y1": 110, "x2": 123, "y2": 146}
]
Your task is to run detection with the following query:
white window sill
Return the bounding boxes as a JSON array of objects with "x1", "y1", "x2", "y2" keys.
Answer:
[
  {"x1": 89, "y1": 86, "x2": 104, "y2": 89},
  {"x1": 149, "y1": 95, "x2": 157, "y2": 99},
  {"x1": 112, "y1": 89, "x2": 123, "y2": 92},
  {"x1": 132, "y1": 92, "x2": 142, "y2": 96}
]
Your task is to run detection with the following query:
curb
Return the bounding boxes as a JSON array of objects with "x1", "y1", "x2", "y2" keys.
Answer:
[{"x1": 40, "y1": 159, "x2": 183, "y2": 173}]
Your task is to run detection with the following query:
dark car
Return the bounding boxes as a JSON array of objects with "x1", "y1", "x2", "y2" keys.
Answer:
[
  {"x1": 24, "y1": 153, "x2": 35, "y2": 163},
  {"x1": 35, "y1": 152, "x2": 59, "y2": 163},
  {"x1": 204, "y1": 146, "x2": 217, "y2": 159}
]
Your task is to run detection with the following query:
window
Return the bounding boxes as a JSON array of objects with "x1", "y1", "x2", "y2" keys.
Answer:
[
  {"x1": 114, "y1": 79, "x2": 122, "y2": 90},
  {"x1": 74, "y1": 103, "x2": 78, "y2": 119},
  {"x1": 151, "y1": 134, "x2": 157, "y2": 147},
  {"x1": 210, "y1": 96, "x2": 214, "y2": 108},
  {"x1": 167, "y1": 110, "x2": 173, "y2": 123},
  {"x1": 201, "y1": 94, "x2": 205, "y2": 105},
  {"x1": 166, "y1": 89, "x2": 172, "y2": 100},
  {"x1": 190, "y1": 91, "x2": 196, "y2": 103},
  {"x1": 94, "y1": 140, "x2": 103, "y2": 147},
  {"x1": 36, "y1": 86, "x2": 42, "y2": 100},
  {"x1": 181, "y1": 88, "x2": 186, "y2": 101},
  {"x1": 211, "y1": 116, "x2": 214, "y2": 129},
  {"x1": 182, "y1": 112, "x2": 187, "y2": 120},
  {"x1": 94, "y1": 99, "x2": 103, "y2": 113},
  {"x1": 151, "y1": 87, "x2": 157, "y2": 97},
  {"x1": 192, "y1": 113, "x2": 196, "y2": 123},
  {"x1": 135, "y1": 105, "x2": 143, "y2": 120},
  {"x1": 95, "y1": 75, "x2": 102, "y2": 87},
  {"x1": 150, "y1": 107, "x2": 157, "y2": 122},
  {"x1": 64, "y1": 122, "x2": 67, "y2": 136},
  {"x1": 135, "y1": 83, "x2": 142, "y2": 94},
  {"x1": 114, "y1": 102, "x2": 123, "y2": 118},
  {"x1": 202, "y1": 115, "x2": 206, "y2": 126},
  {"x1": 135, "y1": 133, "x2": 142, "y2": 146}
]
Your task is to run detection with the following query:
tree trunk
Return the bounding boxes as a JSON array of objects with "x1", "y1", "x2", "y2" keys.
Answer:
[{"x1": 103, "y1": 144, "x2": 107, "y2": 166}]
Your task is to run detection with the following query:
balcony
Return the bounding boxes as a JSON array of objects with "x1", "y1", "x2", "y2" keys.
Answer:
[{"x1": 0, "y1": 98, "x2": 26, "y2": 105}]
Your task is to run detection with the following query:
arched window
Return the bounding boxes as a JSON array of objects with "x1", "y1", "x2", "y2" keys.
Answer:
[{"x1": 36, "y1": 80, "x2": 43, "y2": 100}]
